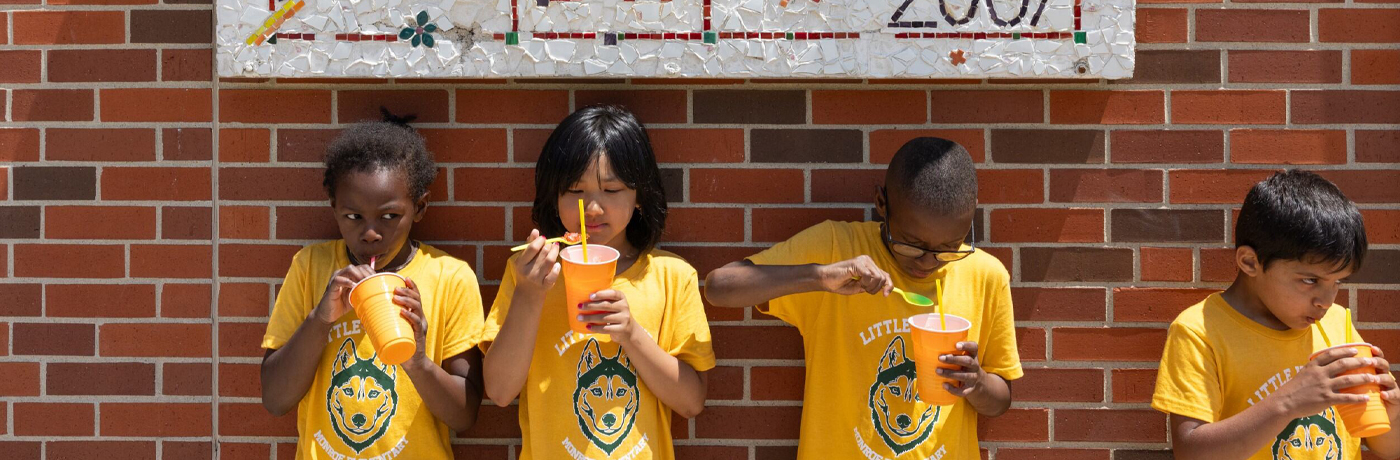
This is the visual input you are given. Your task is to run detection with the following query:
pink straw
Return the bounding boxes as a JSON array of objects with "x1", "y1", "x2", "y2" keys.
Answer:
[{"x1": 369, "y1": 255, "x2": 377, "y2": 271}]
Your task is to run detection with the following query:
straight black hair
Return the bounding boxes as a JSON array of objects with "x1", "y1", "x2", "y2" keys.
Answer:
[
  {"x1": 532, "y1": 105, "x2": 667, "y2": 252},
  {"x1": 1236, "y1": 169, "x2": 1367, "y2": 272}
]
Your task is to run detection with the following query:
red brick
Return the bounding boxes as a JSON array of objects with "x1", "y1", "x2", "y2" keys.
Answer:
[
  {"x1": 575, "y1": 90, "x2": 687, "y2": 124},
  {"x1": 870, "y1": 129, "x2": 986, "y2": 164},
  {"x1": 1230, "y1": 129, "x2": 1346, "y2": 165},
  {"x1": 1052, "y1": 328, "x2": 1168, "y2": 361},
  {"x1": 101, "y1": 89, "x2": 211, "y2": 122},
  {"x1": 1317, "y1": 170, "x2": 1400, "y2": 204},
  {"x1": 1141, "y1": 247, "x2": 1193, "y2": 282},
  {"x1": 48, "y1": 49, "x2": 156, "y2": 82},
  {"x1": 13, "y1": 323, "x2": 94, "y2": 356},
  {"x1": 219, "y1": 129, "x2": 271, "y2": 163},
  {"x1": 456, "y1": 90, "x2": 569, "y2": 124},
  {"x1": 131, "y1": 244, "x2": 211, "y2": 278},
  {"x1": 454, "y1": 167, "x2": 533, "y2": 202},
  {"x1": 0, "y1": 50, "x2": 41, "y2": 83},
  {"x1": 1114, "y1": 288, "x2": 1216, "y2": 322},
  {"x1": 1022, "y1": 247, "x2": 1135, "y2": 282},
  {"x1": 1171, "y1": 91, "x2": 1286, "y2": 125},
  {"x1": 1201, "y1": 247, "x2": 1237, "y2": 282},
  {"x1": 1362, "y1": 210, "x2": 1400, "y2": 245},
  {"x1": 0, "y1": 285, "x2": 41, "y2": 317},
  {"x1": 1112, "y1": 368, "x2": 1159, "y2": 403},
  {"x1": 989, "y1": 208, "x2": 1104, "y2": 243},
  {"x1": 665, "y1": 246, "x2": 758, "y2": 279},
  {"x1": 650, "y1": 129, "x2": 745, "y2": 163},
  {"x1": 750, "y1": 366, "x2": 804, "y2": 401},
  {"x1": 0, "y1": 128, "x2": 41, "y2": 162},
  {"x1": 1360, "y1": 290, "x2": 1400, "y2": 324},
  {"x1": 418, "y1": 128, "x2": 507, "y2": 163},
  {"x1": 711, "y1": 326, "x2": 803, "y2": 360},
  {"x1": 220, "y1": 362, "x2": 261, "y2": 398},
  {"x1": 218, "y1": 402, "x2": 298, "y2": 437},
  {"x1": 337, "y1": 90, "x2": 449, "y2": 124},
  {"x1": 14, "y1": 403, "x2": 93, "y2": 436},
  {"x1": 162, "y1": 442, "x2": 213, "y2": 460},
  {"x1": 48, "y1": 362, "x2": 154, "y2": 395},
  {"x1": 220, "y1": 206, "x2": 270, "y2": 239},
  {"x1": 14, "y1": 244, "x2": 124, "y2": 278},
  {"x1": 694, "y1": 406, "x2": 801, "y2": 439},
  {"x1": 163, "y1": 362, "x2": 212, "y2": 396},
  {"x1": 812, "y1": 90, "x2": 926, "y2": 124},
  {"x1": 1012, "y1": 288, "x2": 1107, "y2": 322},
  {"x1": 217, "y1": 244, "x2": 302, "y2": 278},
  {"x1": 47, "y1": 129, "x2": 156, "y2": 162},
  {"x1": 1137, "y1": 8, "x2": 1187, "y2": 43},
  {"x1": 978, "y1": 169, "x2": 1044, "y2": 204},
  {"x1": 999, "y1": 449, "x2": 1109, "y2": 460},
  {"x1": 752, "y1": 207, "x2": 864, "y2": 243},
  {"x1": 270, "y1": 206, "x2": 336, "y2": 240},
  {"x1": 162, "y1": 49, "x2": 212, "y2": 81},
  {"x1": 662, "y1": 207, "x2": 745, "y2": 243},
  {"x1": 219, "y1": 282, "x2": 270, "y2": 318},
  {"x1": 100, "y1": 323, "x2": 211, "y2": 357},
  {"x1": 0, "y1": 323, "x2": 7, "y2": 357},
  {"x1": 162, "y1": 283, "x2": 211, "y2": 318},
  {"x1": 0, "y1": 14, "x2": 7, "y2": 45},
  {"x1": 1048, "y1": 169, "x2": 1162, "y2": 203},
  {"x1": 930, "y1": 91, "x2": 1042, "y2": 123},
  {"x1": 48, "y1": 442, "x2": 156, "y2": 460},
  {"x1": 0, "y1": 362, "x2": 40, "y2": 396},
  {"x1": 1353, "y1": 50, "x2": 1400, "y2": 85},
  {"x1": 0, "y1": 441, "x2": 39, "y2": 460},
  {"x1": 1017, "y1": 368, "x2": 1105, "y2": 403},
  {"x1": 219, "y1": 167, "x2": 321, "y2": 201},
  {"x1": 103, "y1": 167, "x2": 211, "y2": 201},
  {"x1": 1320, "y1": 9, "x2": 1400, "y2": 43},
  {"x1": 221, "y1": 90, "x2": 333, "y2": 124},
  {"x1": 1050, "y1": 90, "x2": 1164, "y2": 125},
  {"x1": 11, "y1": 89, "x2": 93, "y2": 122},
  {"x1": 45, "y1": 206, "x2": 157, "y2": 240},
  {"x1": 275, "y1": 129, "x2": 339, "y2": 163},
  {"x1": 1169, "y1": 169, "x2": 1275, "y2": 204},
  {"x1": 511, "y1": 128, "x2": 553, "y2": 162},
  {"x1": 1196, "y1": 9, "x2": 1310, "y2": 42},
  {"x1": 1055, "y1": 409, "x2": 1167, "y2": 442},
  {"x1": 691, "y1": 169, "x2": 804, "y2": 204},
  {"x1": 412, "y1": 206, "x2": 506, "y2": 242},
  {"x1": 1111, "y1": 130, "x2": 1223, "y2": 164},
  {"x1": 1358, "y1": 131, "x2": 1400, "y2": 163},
  {"x1": 1292, "y1": 91, "x2": 1400, "y2": 124},
  {"x1": 1228, "y1": 50, "x2": 1341, "y2": 84},
  {"x1": 12, "y1": 11, "x2": 124, "y2": 44},
  {"x1": 101, "y1": 403, "x2": 211, "y2": 437},
  {"x1": 47, "y1": 284, "x2": 156, "y2": 318},
  {"x1": 978, "y1": 408, "x2": 1049, "y2": 442},
  {"x1": 164, "y1": 127, "x2": 212, "y2": 161},
  {"x1": 809, "y1": 169, "x2": 883, "y2": 203}
]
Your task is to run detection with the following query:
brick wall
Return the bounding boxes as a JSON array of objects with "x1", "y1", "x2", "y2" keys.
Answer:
[{"x1": 1, "y1": 0, "x2": 1398, "y2": 456}]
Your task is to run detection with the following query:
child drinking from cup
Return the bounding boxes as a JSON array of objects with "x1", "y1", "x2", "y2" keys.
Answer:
[
  {"x1": 704, "y1": 137, "x2": 1022, "y2": 459},
  {"x1": 481, "y1": 105, "x2": 714, "y2": 460},
  {"x1": 260, "y1": 112, "x2": 486, "y2": 459},
  {"x1": 1152, "y1": 170, "x2": 1400, "y2": 459}
]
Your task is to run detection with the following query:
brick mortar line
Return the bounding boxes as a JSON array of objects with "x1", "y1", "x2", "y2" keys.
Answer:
[
  {"x1": 209, "y1": 76, "x2": 1400, "y2": 90},
  {"x1": 210, "y1": 44, "x2": 222, "y2": 460},
  {"x1": 205, "y1": 162, "x2": 1400, "y2": 171}
]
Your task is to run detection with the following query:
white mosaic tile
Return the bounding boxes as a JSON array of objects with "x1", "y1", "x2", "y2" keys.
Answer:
[{"x1": 217, "y1": 0, "x2": 1135, "y2": 78}]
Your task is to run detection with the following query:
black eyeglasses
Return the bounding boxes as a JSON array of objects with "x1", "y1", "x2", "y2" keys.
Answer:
[{"x1": 880, "y1": 188, "x2": 976, "y2": 263}]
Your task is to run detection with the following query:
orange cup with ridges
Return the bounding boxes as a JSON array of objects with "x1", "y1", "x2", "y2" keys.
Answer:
[
  {"x1": 908, "y1": 313, "x2": 971, "y2": 406},
  {"x1": 1310, "y1": 342, "x2": 1391, "y2": 438},
  {"x1": 348, "y1": 272, "x2": 416, "y2": 366},
  {"x1": 560, "y1": 244, "x2": 620, "y2": 336}
]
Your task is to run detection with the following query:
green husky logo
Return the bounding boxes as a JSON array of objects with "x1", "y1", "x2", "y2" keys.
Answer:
[
  {"x1": 1271, "y1": 408, "x2": 1343, "y2": 460},
  {"x1": 868, "y1": 336, "x2": 939, "y2": 456},
  {"x1": 326, "y1": 338, "x2": 399, "y2": 453},
  {"x1": 573, "y1": 338, "x2": 639, "y2": 455}
]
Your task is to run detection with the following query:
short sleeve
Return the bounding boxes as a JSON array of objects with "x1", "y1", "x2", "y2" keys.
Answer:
[
  {"x1": 480, "y1": 256, "x2": 518, "y2": 348},
  {"x1": 659, "y1": 265, "x2": 716, "y2": 373},
  {"x1": 263, "y1": 249, "x2": 312, "y2": 350},
  {"x1": 978, "y1": 275, "x2": 1022, "y2": 381},
  {"x1": 439, "y1": 264, "x2": 485, "y2": 360},
  {"x1": 746, "y1": 221, "x2": 839, "y2": 329},
  {"x1": 1151, "y1": 321, "x2": 1223, "y2": 423}
]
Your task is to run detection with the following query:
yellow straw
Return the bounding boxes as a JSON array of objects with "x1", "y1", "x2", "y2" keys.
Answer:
[
  {"x1": 1315, "y1": 322, "x2": 1333, "y2": 349},
  {"x1": 936, "y1": 279, "x2": 946, "y2": 330},
  {"x1": 578, "y1": 199, "x2": 588, "y2": 261},
  {"x1": 1345, "y1": 307, "x2": 1353, "y2": 344}
]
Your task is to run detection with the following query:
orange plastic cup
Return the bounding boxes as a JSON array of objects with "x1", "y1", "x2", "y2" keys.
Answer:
[
  {"x1": 1310, "y1": 343, "x2": 1391, "y2": 438},
  {"x1": 559, "y1": 244, "x2": 620, "y2": 336},
  {"x1": 907, "y1": 313, "x2": 971, "y2": 406},
  {"x1": 348, "y1": 272, "x2": 416, "y2": 366}
]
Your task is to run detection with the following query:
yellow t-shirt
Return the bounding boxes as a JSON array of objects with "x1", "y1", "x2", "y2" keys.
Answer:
[
  {"x1": 747, "y1": 220, "x2": 1022, "y2": 460},
  {"x1": 482, "y1": 249, "x2": 716, "y2": 460},
  {"x1": 262, "y1": 240, "x2": 485, "y2": 460},
  {"x1": 1153, "y1": 293, "x2": 1363, "y2": 460}
]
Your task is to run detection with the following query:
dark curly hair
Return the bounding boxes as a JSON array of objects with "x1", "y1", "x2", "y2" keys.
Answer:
[{"x1": 322, "y1": 109, "x2": 436, "y2": 201}]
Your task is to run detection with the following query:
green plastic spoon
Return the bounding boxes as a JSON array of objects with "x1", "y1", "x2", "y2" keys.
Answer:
[{"x1": 892, "y1": 287, "x2": 935, "y2": 307}]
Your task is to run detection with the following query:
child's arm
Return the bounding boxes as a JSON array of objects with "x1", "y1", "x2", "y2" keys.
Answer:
[
  {"x1": 940, "y1": 341, "x2": 1012, "y2": 416},
  {"x1": 395, "y1": 278, "x2": 485, "y2": 432},
  {"x1": 261, "y1": 264, "x2": 373, "y2": 415},
  {"x1": 582, "y1": 290, "x2": 707, "y2": 418},
  {"x1": 482, "y1": 231, "x2": 561, "y2": 406},
  {"x1": 1362, "y1": 346, "x2": 1400, "y2": 459},
  {"x1": 1171, "y1": 346, "x2": 1373, "y2": 460},
  {"x1": 703, "y1": 256, "x2": 893, "y2": 308}
]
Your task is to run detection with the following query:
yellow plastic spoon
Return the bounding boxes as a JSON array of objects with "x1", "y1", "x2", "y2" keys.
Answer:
[{"x1": 509, "y1": 232, "x2": 582, "y2": 252}]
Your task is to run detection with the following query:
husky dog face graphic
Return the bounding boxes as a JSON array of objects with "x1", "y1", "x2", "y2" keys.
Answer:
[
  {"x1": 1271, "y1": 410, "x2": 1342, "y2": 460},
  {"x1": 573, "y1": 338, "x2": 639, "y2": 455},
  {"x1": 868, "y1": 336, "x2": 939, "y2": 456},
  {"x1": 326, "y1": 338, "x2": 398, "y2": 453}
]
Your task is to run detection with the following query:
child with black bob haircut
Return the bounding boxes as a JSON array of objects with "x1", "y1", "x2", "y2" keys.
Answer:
[
  {"x1": 1154, "y1": 169, "x2": 1400, "y2": 460},
  {"x1": 260, "y1": 111, "x2": 486, "y2": 460},
  {"x1": 481, "y1": 104, "x2": 714, "y2": 460}
]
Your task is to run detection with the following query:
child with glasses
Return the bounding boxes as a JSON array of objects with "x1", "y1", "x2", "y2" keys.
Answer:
[{"x1": 703, "y1": 137, "x2": 1021, "y2": 460}]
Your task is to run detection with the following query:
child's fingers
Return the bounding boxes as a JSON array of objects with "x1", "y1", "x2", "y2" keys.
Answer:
[
  {"x1": 1324, "y1": 356, "x2": 1374, "y2": 377},
  {"x1": 578, "y1": 311, "x2": 626, "y2": 325},
  {"x1": 956, "y1": 341, "x2": 981, "y2": 358},
  {"x1": 940, "y1": 354, "x2": 979, "y2": 371},
  {"x1": 1315, "y1": 346, "x2": 1360, "y2": 367},
  {"x1": 937, "y1": 367, "x2": 979, "y2": 384},
  {"x1": 520, "y1": 229, "x2": 545, "y2": 260},
  {"x1": 398, "y1": 307, "x2": 426, "y2": 332},
  {"x1": 588, "y1": 290, "x2": 623, "y2": 302},
  {"x1": 1376, "y1": 356, "x2": 1393, "y2": 374},
  {"x1": 1329, "y1": 373, "x2": 1379, "y2": 391},
  {"x1": 1378, "y1": 373, "x2": 1399, "y2": 393},
  {"x1": 1374, "y1": 345, "x2": 1387, "y2": 359},
  {"x1": 580, "y1": 300, "x2": 623, "y2": 313},
  {"x1": 394, "y1": 287, "x2": 421, "y2": 301},
  {"x1": 943, "y1": 382, "x2": 972, "y2": 397}
]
